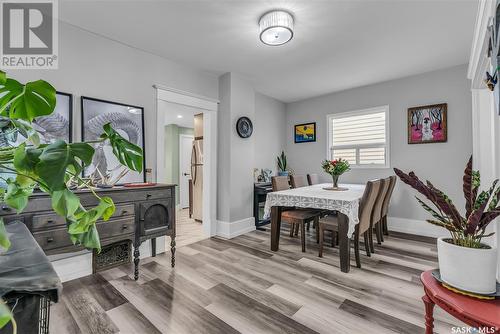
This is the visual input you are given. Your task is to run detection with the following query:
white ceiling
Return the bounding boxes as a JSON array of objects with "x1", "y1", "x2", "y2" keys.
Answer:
[
  {"x1": 59, "y1": 0, "x2": 478, "y2": 103},
  {"x1": 160, "y1": 100, "x2": 198, "y2": 128}
]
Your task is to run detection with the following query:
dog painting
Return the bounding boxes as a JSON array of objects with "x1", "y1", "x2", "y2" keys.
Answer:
[{"x1": 408, "y1": 103, "x2": 447, "y2": 144}]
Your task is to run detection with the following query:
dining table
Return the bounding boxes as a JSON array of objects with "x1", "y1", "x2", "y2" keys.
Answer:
[{"x1": 263, "y1": 183, "x2": 365, "y2": 273}]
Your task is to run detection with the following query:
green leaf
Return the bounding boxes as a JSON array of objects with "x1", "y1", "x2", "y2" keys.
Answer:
[
  {"x1": 0, "y1": 299, "x2": 13, "y2": 329},
  {"x1": 0, "y1": 71, "x2": 5, "y2": 85},
  {"x1": 0, "y1": 78, "x2": 56, "y2": 121},
  {"x1": 4, "y1": 179, "x2": 33, "y2": 213},
  {"x1": 13, "y1": 144, "x2": 41, "y2": 176},
  {"x1": 36, "y1": 140, "x2": 95, "y2": 190},
  {"x1": 68, "y1": 197, "x2": 115, "y2": 236},
  {"x1": 51, "y1": 189, "x2": 79, "y2": 218},
  {"x1": 0, "y1": 219, "x2": 11, "y2": 251},
  {"x1": 69, "y1": 224, "x2": 101, "y2": 252},
  {"x1": 98, "y1": 196, "x2": 115, "y2": 220},
  {"x1": 101, "y1": 123, "x2": 143, "y2": 173}
]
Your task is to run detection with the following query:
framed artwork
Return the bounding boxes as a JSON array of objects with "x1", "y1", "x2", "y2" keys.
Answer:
[
  {"x1": 294, "y1": 122, "x2": 316, "y2": 143},
  {"x1": 407, "y1": 103, "x2": 447, "y2": 144},
  {"x1": 81, "y1": 96, "x2": 146, "y2": 184},
  {"x1": 0, "y1": 91, "x2": 72, "y2": 146}
]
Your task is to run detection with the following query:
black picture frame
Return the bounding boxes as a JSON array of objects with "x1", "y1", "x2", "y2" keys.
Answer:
[
  {"x1": 294, "y1": 122, "x2": 316, "y2": 143},
  {"x1": 56, "y1": 91, "x2": 73, "y2": 143},
  {"x1": 81, "y1": 96, "x2": 146, "y2": 184}
]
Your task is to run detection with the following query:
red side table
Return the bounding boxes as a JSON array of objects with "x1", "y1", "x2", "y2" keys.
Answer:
[{"x1": 421, "y1": 270, "x2": 500, "y2": 334}]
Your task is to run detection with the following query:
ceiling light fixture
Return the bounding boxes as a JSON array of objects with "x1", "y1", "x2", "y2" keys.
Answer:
[
  {"x1": 177, "y1": 115, "x2": 183, "y2": 119},
  {"x1": 259, "y1": 10, "x2": 294, "y2": 46}
]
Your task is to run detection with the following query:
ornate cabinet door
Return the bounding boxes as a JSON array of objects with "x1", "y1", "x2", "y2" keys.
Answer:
[{"x1": 138, "y1": 199, "x2": 173, "y2": 237}]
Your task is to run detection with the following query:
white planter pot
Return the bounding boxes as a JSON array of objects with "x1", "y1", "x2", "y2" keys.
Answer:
[{"x1": 437, "y1": 237, "x2": 497, "y2": 294}]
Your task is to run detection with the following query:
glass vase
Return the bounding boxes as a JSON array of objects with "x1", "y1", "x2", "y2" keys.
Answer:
[{"x1": 332, "y1": 174, "x2": 339, "y2": 189}]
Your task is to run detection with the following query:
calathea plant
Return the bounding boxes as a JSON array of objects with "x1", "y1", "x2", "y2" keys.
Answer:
[
  {"x1": 394, "y1": 156, "x2": 499, "y2": 248},
  {"x1": 0, "y1": 70, "x2": 143, "y2": 330}
]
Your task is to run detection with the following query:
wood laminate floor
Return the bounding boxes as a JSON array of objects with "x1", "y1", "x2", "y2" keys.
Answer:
[
  {"x1": 51, "y1": 224, "x2": 464, "y2": 334},
  {"x1": 173, "y1": 208, "x2": 206, "y2": 248}
]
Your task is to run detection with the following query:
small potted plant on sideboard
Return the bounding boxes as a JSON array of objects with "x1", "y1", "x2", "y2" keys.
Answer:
[
  {"x1": 276, "y1": 151, "x2": 289, "y2": 176},
  {"x1": 395, "y1": 156, "x2": 498, "y2": 294}
]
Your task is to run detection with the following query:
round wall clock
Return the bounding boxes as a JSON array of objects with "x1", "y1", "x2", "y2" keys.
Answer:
[{"x1": 236, "y1": 116, "x2": 253, "y2": 138}]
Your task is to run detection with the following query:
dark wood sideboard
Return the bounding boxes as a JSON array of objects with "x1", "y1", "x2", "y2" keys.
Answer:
[{"x1": 0, "y1": 184, "x2": 176, "y2": 280}]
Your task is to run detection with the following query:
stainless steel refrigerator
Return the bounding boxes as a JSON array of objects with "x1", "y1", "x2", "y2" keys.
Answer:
[{"x1": 191, "y1": 113, "x2": 203, "y2": 222}]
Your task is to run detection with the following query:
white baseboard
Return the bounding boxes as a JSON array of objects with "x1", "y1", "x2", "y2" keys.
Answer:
[
  {"x1": 388, "y1": 216, "x2": 448, "y2": 238},
  {"x1": 50, "y1": 252, "x2": 92, "y2": 283},
  {"x1": 216, "y1": 217, "x2": 255, "y2": 239},
  {"x1": 49, "y1": 237, "x2": 167, "y2": 282}
]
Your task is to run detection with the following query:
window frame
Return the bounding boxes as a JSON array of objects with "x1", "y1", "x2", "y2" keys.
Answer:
[{"x1": 326, "y1": 105, "x2": 390, "y2": 169}]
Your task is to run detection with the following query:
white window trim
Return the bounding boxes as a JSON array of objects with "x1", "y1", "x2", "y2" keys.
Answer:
[{"x1": 326, "y1": 105, "x2": 391, "y2": 169}]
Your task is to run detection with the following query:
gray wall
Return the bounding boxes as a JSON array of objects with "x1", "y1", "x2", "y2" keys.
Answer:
[
  {"x1": 217, "y1": 73, "x2": 256, "y2": 222},
  {"x1": 6, "y1": 21, "x2": 218, "y2": 178},
  {"x1": 254, "y1": 93, "x2": 286, "y2": 174},
  {"x1": 285, "y1": 64, "x2": 472, "y2": 223},
  {"x1": 217, "y1": 75, "x2": 286, "y2": 225}
]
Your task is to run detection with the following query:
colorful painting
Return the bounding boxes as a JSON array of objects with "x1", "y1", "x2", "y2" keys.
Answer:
[
  {"x1": 294, "y1": 122, "x2": 316, "y2": 143},
  {"x1": 408, "y1": 103, "x2": 447, "y2": 144}
]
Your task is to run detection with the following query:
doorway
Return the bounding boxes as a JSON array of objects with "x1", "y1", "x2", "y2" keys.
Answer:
[
  {"x1": 155, "y1": 86, "x2": 218, "y2": 240},
  {"x1": 179, "y1": 134, "x2": 194, "y2": 209}
]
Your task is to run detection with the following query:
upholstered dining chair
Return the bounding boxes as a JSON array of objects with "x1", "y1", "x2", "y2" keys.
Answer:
[
  {"x1": 272, "y1": 176, "x2": 319, "y2": 252},
  {"x1": 307, "y1": 174, "x2": 320, "y2": 185},
  {"x1": 289, "y1": 175, "x2": 322, "y2": 238},
  {"x1": 370, "y1": 178, "x2": 390, "y2": 251},
  {"x1": 318, "y1": 179, "x2": 381, "y2": 268},
  {"x1": 380, "y1": 176, "x2": 397, "y2": 236},
  {"x1": 290, "y1": 175, "x2": 309, "y2": 188}
]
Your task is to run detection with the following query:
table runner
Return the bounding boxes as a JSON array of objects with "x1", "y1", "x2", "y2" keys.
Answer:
[{"x1": 263, "y1": 183, "x2": 365, "y2": 236}]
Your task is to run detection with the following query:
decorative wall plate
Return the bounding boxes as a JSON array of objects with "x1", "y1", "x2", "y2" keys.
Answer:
[{"x1": 236, "y1": 116, "x2": 253, "y2": 138}]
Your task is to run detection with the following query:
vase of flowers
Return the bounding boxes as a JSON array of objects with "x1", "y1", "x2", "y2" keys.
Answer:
[
  {"x1": 321, "y1": 158, "x2": 350, "y2": 189},
  {"x1": 395, "y1": 156, "x2": 499, "y2": 294}
]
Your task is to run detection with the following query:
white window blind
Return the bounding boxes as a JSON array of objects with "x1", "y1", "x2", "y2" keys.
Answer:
[{"x1": 328, "y1": 106, "x2": 389, "y2": 167}]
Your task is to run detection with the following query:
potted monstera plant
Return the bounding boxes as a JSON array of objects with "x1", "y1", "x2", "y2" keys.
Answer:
[
  {"x1": 395, "y1": 156, "x2": 499, "y2": 294},
  {"x1": 0, "y1": 70, "x2": 143, "y2": 329}
]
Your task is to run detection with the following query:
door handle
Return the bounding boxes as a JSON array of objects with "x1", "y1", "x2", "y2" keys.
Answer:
[{"x1": 183, "y1": 173, "x2": 190, "y2": 176}]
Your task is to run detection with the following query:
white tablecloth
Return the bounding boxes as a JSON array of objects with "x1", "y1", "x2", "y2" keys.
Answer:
[{"x1": 263, "y1": 183, "x2": 365, "y2": 237}]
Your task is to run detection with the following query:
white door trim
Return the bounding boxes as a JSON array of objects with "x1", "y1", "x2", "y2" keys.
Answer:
[
  {"x1": 155, "y1": 86, "x2": 218, "y2": 237},
  {"x1": 179, "y1": 134, "x2": 194, "y2": 209}
]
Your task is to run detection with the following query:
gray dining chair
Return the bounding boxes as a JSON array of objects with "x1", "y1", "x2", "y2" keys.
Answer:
[
  {"x1": 381, "y1": 176, "x2": 396, "y2": 236},
  {"x1": 272, "y1": 176, "x2": 319, "y2": 252},
  {"x1": 318, "y1": 179, "x2": 381, "y2": 268}
]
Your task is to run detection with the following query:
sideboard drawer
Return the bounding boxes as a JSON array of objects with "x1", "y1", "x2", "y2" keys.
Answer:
[
  {"x1": 33, "y1": 228, "x2": 73, "y2": 251},
  {"x1": 32, "y1": 213, "x2": 66, "y2": 231},
  {"x1": 112, "y1": 204, "x2": 135, "y2": 218},
  {"x1": 97, "y1": 217, "x2": 135, "y2": 240},
  {"x1": 34, "y1": 217, "x2": 135, "y2": 252},
  {"x1": 138, "y1": 188, "x2": 172, "y2": 201}
]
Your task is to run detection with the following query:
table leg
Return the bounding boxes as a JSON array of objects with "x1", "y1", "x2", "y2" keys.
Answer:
[
  {"x1": 151, "y1": 238, "x2": 156, "y2": 257},
  {"x1": 422, "y1": 294, "x2": 435, "y2": 334},
  {"x1": 338, "y1": 213, "x2": 351, "y2": 273},
  {"x1": 133, "y1": 242, "x2": 140, "y2": 281},
  {"x1": 270, "y1": 206, "x2": 282, "y2": 251},
  {"x1": 171, "y1": 235, "x2": 176, "y2": 268}
]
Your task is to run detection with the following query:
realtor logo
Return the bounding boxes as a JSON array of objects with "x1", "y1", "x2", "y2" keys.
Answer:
[{"x1": 0, "y1": 0, "x2": 58, "y2": 69}]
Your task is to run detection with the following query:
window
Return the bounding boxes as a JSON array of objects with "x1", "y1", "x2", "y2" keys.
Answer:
[{"x1": 327, "y1": 106, "x2": 389, "y2": 167}]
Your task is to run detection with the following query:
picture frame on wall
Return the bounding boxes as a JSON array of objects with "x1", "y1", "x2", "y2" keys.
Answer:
[
  {"x1": 0, "y1": 91, "x2": 73, "y2": 146},
  {"x1": 294, "y1": 122, "x2": 316, "y2": 143},
  {"x1": 407, "y1": 103, "x2": 447, "y2": 144},
  {"x1": 81, "y1": 96, "x2": 146, "y2": 184}
]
